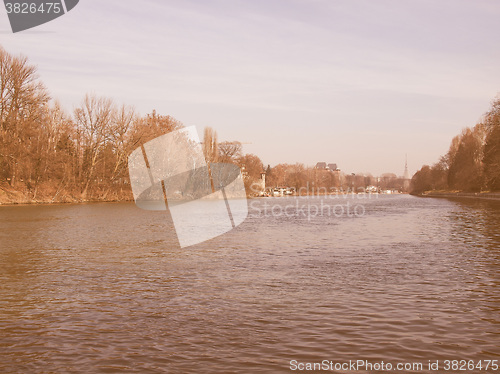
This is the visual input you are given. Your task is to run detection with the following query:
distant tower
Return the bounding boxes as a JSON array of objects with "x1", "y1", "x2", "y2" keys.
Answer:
[
  {"x1": 403, "y1": 155, "x2": 411, "y2": 192},
  {"x1": 403, "y1": 154, "x2": 410, "y2": 180}
]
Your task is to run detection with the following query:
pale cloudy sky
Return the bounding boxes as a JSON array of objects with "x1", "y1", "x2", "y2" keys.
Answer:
[{"x1": 1, "y1": 0, "x2": 499, "y2": 176}]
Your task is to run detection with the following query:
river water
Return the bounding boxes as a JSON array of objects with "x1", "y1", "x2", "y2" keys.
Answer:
[{"x1": 0, "y1": 195, "x2": 499, "y2": 373}]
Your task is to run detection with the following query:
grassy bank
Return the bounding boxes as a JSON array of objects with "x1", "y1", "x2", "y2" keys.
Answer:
[{"x1": 0, "y1": 183, "x2": 133, "y2": 206}]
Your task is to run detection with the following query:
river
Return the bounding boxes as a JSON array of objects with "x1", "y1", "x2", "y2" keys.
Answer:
[{"x1": 0, "y1": 195, "x2": 499, "y2": 373}]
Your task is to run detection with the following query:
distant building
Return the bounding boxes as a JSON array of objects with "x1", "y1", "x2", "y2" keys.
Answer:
[
  {"x1": 327, "y1": 163, "x2": 339, "y2": 171},
  {"x1": 260, "y1": 172, "x2": 266, "y2": 191},
  {"x1": 315, "y1": 162, "x2": 339, "y2": 171},
  {"x1": 403, "y1": 155, "x2": 411, "y2": 192},
  {"x1": 403, "y1": 155, "x2": 410, "y2": 180}
]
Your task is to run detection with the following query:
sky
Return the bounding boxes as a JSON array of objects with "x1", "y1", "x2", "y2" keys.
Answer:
[{"x1": 1, "y1": 0, "x2": 499, "y2": 176}]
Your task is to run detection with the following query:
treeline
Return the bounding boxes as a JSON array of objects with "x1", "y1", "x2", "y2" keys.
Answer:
[
  {"x1": 0, "y1": 46, "x2": 180, "y2": 202},
  {"x1": 0, "y1": 46, "x2": 265, "y2": 203},
  {"x1": 411, "y1": 96, "x2": 500, "y2": 194}
]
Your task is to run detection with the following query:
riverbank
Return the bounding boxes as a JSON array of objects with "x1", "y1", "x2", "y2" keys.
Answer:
[
  {"x1": 416, "y1": 191, "x2": 500, "y2": 201},
  {"x1": 0, "y1": 183, "x2": 133, "y2": 206}
]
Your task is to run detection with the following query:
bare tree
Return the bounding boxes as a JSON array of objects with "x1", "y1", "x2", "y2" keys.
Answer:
[
  {"x1": 0, "y1": 47, "x2": 49, "y2": 186},
  {"x1": 448, "y1": 125, "x2": 485, "y2": 192},
  {"x1": 218, "y1": 141, "x2": 242, "y2": 163},
  {"x1": 129, "y1": 110, "x2": 183, "y2": 149},
  {"x1": 109, "y1": 104, "x2": 136, "y2": 184},
  {"x1": 202, "y1": 127, "x2": 218, "y2": 163},
  {"x1": 483, "y1": 96, "x2": 500, "y2": 190},
  {"x1": 74, "y1": 94, "x2": 115, "y2": 196}
]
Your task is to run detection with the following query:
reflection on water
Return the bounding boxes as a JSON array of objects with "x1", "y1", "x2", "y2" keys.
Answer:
[{"x1": 0, "y1": 195, "x2": 499, "y2": 373}]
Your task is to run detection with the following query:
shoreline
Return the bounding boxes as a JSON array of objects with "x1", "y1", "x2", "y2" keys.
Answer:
[
  {"x1": 416, "y1": 191, "x2": 500, "y2": 201},
  {"x1": 0, "y1": 186, "x2": 135, "y2": 207},
  {"x1": 0, "y1": 197, "x2": 135, "y2": 207},
  {"x1": 1, "y1": 191, "x2": 404, "y2": 206}
]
